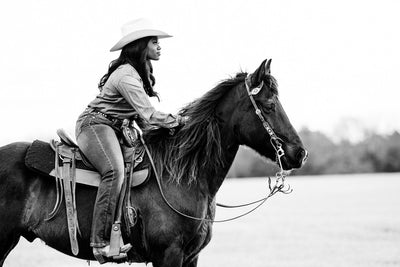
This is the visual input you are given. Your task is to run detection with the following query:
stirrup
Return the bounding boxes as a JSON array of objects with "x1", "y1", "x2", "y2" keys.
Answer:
[
  {"x1": 93, "y1": 252, "x2": 128, "y2": 264},
  {"x1": 93, "y1": 244, "x2": 132, "y2": 264},
  {"x1": 109, "y1": 223, "x2": 132, "y2": 257}
]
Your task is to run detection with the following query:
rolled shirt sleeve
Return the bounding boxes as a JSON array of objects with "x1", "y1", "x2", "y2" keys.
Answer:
[{"x1": 117, "y1": 74, "x2": 179, "y2": 128}]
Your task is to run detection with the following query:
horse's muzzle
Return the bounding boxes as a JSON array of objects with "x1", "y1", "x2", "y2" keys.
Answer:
[
  {"x1": 296, "y1": 148, "x2": 308, "y2": 167},
  {"x1": 281, "y1": 146, "x2": 308, "y2": 170}
]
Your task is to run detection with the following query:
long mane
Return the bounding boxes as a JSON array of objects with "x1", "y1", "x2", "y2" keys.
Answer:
[{"x1": 143, "y1": 72, "x2": 247, "y2": 184}]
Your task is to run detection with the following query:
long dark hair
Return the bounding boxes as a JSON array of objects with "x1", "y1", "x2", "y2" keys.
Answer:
[{"x1": 98, "y1": 36, "x2": 158, "y2": 98}]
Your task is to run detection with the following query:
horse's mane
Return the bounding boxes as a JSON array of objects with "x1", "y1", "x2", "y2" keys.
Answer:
[{"x1": 143, "y1": 72, "x2": 248, "y2": 184}]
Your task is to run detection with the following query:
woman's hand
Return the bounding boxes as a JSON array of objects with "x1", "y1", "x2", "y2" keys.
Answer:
[{"x1": 177, "y1": 115, "x2": 190, "y2": 125}]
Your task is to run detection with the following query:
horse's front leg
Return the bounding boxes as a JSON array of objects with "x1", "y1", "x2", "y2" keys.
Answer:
[{"x1": 151, "y1": 243, "x2": 184, "y2": 267}]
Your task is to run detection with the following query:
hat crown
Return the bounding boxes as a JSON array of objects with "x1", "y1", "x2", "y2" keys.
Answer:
[{"x1": 121, "y1": 18, "x2": 155, "y2": 37}]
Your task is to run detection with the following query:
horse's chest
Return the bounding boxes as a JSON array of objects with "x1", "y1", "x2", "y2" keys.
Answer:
[
  {"x1": 185, "y1": 220, "x2": 213, "y2": 258},
  {"x1": 191, "y1": 200, "x2": 215, "y2": 250}
]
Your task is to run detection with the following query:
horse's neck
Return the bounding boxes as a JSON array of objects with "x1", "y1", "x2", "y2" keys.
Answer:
[
  {"x1": 203, "y1": 85, "x2": 242, "y2": 197},
  {"x1": 204, "y1": 129, "x2": 239, "y2": 198}
]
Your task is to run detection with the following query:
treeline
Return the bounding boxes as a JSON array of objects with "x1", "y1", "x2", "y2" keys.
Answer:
[{"x1": 227, "y1": 129, "x2": 400, "y2": 177}]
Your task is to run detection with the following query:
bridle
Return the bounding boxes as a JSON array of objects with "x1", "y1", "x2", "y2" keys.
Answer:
[
  {"x1": 139, "y1": 74, "x2": 292, "y2": 223},
  {"x1": 214, "y1": 75, "x2": 293, "y2": 211},
  {"x1": 244, "y1": 74, "x2": 286, "y2": 172}
]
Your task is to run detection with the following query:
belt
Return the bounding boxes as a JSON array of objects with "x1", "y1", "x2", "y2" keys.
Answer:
[
  {"x1": 92, "y1": 111, "x2": 117, "y2": 121},
  {"x1": 86, "y1": 108, "x2": 124, "y2": 127}
]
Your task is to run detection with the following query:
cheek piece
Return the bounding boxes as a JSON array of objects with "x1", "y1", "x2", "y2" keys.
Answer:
[{"x1": 244, "y1": 74, "x2": 292, "y2": 193}]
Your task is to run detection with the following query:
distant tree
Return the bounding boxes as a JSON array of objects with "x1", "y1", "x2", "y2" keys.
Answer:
[
  {"x1": 294, "y1": 128, "x2": 337, "y2": 175},
  {"x1": 227, "y1": 146, "x2": 278, "y2": 178},
  {"x1": 361, "y1": 131, "x2": 400, "y2": 172},
  {"x1": 384, "y1": 147, "x2": 400, "y2": 171},
  {"x1": 226, "y1": 129, "x2": 400, "y2": 178}
]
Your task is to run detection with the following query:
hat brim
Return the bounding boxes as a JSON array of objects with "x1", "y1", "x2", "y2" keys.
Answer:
[{"x1": 110, "y1": 29, "x2": 172, "y2": 52}]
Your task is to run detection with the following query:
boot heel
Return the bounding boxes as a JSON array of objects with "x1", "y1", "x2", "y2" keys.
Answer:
[{"x1": 93, "y1": 249, "x2": 106, "y2": 264}]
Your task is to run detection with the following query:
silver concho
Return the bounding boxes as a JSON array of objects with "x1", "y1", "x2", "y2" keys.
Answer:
[{"x1": 250, "y1": 81, "x2": 264, "y2": 95}]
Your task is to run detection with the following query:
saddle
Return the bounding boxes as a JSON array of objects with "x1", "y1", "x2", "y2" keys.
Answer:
[{"x1": 25, "y1": 127, "x2": 149, "y2": 259}]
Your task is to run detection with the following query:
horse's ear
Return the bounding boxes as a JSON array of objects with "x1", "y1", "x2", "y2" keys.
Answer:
[
  {"x1": 265, "y1": 59, "x2": 272, "y2": 74},
  {"x1": 251, "y1": 59, "x2": 269, "y2": 85}
]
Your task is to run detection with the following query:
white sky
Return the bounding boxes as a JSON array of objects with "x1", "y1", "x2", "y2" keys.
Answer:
[{"x1": 1, "y1": 0, "x2": 399, "y2": 144}]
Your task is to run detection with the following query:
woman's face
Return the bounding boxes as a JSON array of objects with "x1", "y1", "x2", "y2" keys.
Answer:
[{"x1": 147, "y1": 37, "x2": 161, "y2": 60}]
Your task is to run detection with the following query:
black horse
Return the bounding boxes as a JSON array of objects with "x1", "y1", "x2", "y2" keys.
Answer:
[{"x1": 0, "y1": 59, "x2": 307, "y2": 267}]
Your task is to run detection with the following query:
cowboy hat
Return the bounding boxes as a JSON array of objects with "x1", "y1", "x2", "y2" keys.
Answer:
[{"x1": 110, "y1": 18, "x2": 172, "y2": 52}]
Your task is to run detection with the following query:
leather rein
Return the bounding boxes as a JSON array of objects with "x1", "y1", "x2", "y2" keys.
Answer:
[{"x1": 140, "y1": 74, "x2": 292, "y2": 223}]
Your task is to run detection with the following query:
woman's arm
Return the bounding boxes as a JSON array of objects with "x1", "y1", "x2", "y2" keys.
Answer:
[{"x1": 117, "y1": 74, "x2": 179, "y2": 128}]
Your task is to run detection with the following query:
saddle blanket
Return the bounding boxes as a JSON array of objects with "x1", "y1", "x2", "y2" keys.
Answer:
[{"x1": 25, "y1": 140, "x2": 149, "y2": 188}]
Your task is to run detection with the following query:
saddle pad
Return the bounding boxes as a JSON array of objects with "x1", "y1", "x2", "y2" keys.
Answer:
[
  {"x1": 25, "y1": 140, "x2": 150, "y2": 188},
  {"x1": 25, "y1": 139, "x2": 55, "y2": 175}
]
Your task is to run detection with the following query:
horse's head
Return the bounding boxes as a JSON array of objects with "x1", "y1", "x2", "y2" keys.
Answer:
[
  {"x1": 225, "y1": 59, "x2": 308, "y2": 170},
  {"x1": 146, "y1": 59, "x2": 307, "y2": 185}
]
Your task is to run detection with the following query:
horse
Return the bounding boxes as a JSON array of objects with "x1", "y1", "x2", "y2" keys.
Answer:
[{"x1": 0, "y1": 59, "x2": 307, "y2": 267}]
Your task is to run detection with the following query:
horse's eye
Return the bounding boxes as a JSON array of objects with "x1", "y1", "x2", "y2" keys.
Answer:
[{"x1": 263, "y1": 102, "x2": 276, "y2": 113}]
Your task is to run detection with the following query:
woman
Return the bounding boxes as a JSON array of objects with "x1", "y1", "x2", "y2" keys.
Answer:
[{"x1": 75, "y1": 18, "x2": 182, "y2": 262}]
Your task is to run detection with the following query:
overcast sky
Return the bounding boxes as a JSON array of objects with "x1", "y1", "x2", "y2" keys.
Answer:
[{"x1": 1, "y1": 0, "x2": 399, "y2": 144}]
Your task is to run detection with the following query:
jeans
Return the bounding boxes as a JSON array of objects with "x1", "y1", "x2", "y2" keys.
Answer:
[{"x1": 75, "y1": 112, "x2": 124, "y2": 248}]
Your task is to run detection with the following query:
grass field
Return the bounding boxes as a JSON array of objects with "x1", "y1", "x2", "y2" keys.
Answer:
[{"x1": 4, "y1": 173, "x2": 400, "y2": 267}]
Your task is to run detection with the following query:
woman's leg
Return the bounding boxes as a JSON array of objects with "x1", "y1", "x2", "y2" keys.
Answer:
[{"x1": 76, "y1": 123, "x2": 124, "y2": 248}]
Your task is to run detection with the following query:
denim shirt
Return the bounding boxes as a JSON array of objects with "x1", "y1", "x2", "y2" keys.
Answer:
[{"x1": 82, "y1": 64, "x2": 178, "y2": 128}]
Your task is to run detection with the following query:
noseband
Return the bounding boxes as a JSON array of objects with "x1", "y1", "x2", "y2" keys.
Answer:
[{"x1": 244, "y1": 74, "x2": 286, "y2": 171}]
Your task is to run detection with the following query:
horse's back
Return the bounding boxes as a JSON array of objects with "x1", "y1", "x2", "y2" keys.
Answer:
[
  {"x1": 0, "y1": 141, "x2": 32, "y2": 188},
  {"x1": 0, "y1": 141, "x2": 30, "y2": 162},
  {"x1": 0, "y1": 141, "x2": 32, "y2": 192}
]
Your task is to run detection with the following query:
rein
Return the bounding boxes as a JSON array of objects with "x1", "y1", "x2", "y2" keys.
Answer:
[{"x1": 138, "y1": 76, "x2": 292, "y2": 223}]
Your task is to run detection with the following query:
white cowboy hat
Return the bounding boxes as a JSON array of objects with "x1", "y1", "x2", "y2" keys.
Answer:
[{"x1": 110, "y1": 18, "x2": 172, "y2": 52}]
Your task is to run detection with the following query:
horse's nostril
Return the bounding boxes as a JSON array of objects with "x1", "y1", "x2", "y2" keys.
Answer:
[
  {"x1": 296, "y1": 148, "x2": 308, "y2": 164},
  {"x1": 302, "y1": 150, "x2": 308, "y2": 163}
]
